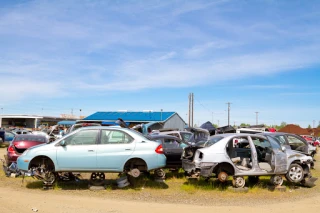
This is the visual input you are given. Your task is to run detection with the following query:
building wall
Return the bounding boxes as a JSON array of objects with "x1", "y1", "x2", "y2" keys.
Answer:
[{"x1": 163, "y1": 114, "x2": 186, "y2": 130}]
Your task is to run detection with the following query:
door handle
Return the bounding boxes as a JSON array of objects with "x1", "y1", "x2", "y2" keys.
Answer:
[
  {"x1": 88, "y1": 150, "x2": 94, "y2": 152},
  {"x1": 125, "y1": 149, "x2": 131, "y2": 151}
]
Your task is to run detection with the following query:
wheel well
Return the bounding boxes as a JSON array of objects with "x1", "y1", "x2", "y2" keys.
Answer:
[
  {"x1": 123, "y1": 158, "x2": 148, "y2": 172},
  {"x1": 213, "y1": 162, "x2": 235, "y2": 176},
  {"x1": 29, "y1": 156, "x2": 55, "y2": 171},
  {"x1": 289, "y1": 161, "x2": 310, "y2": 177}
]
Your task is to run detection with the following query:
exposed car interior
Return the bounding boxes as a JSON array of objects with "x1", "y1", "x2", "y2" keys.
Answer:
[
  {"x1": 226, "y1": 136, "x2": 252, "y2": 171},
  {"x1": 226, "y1": 136, "x2": 274, "y2": 172}
]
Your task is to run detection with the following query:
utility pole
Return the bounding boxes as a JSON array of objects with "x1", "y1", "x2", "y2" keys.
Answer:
[
  {"x1": 313, "y1": 120, "x2": 315, "y2": 128},
  {"x1": 212, "y1": 112, "x2": 213, "y2": 123},
  {"x1": 226, "y1": 102, "x2": 231, "y2": 126},
  {"x1": 217, "y1": 120, "x2": 219, "y2": 126},
  {"x1": 255, "y1": 112, "x2": 259, "y2": 125},
  {"x1": 80, "y1": 109, "x2": 82, "y2": 118},
  {"x1": 188, "y1": 93, "x2": 194, "y2": 127}
]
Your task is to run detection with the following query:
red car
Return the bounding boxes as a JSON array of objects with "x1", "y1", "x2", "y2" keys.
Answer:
[
  {"x1": 6, "y1": 134, "x2": 48, "y2": 166},
  {"x1": 301, "y1": 135, "x2": 320, "y2": 147}
]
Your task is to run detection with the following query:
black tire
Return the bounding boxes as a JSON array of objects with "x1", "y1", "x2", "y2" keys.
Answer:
[{"x1": 286, "y1": 164, "x2": 304, "y2": 183}]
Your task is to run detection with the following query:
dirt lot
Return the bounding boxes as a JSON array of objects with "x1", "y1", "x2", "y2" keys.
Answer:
[{"x1": 0, "y1": 147, "x2": 319, "y2": 213}]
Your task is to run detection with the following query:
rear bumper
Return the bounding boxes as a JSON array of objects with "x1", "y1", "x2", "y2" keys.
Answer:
[
  {"x1": 182, "y1": 159, "x2": 218, "y2": 177},
  {"x1": 182, "y1": 159, "x2": 197, "y2": 171},
  {"x1": 7, "y1": 152, "x2": 19, "y2": 164}
]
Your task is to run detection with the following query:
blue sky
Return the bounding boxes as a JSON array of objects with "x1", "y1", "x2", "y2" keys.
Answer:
[{"x1": 0, "y1": 0, "x2": 319, "y2": 128}]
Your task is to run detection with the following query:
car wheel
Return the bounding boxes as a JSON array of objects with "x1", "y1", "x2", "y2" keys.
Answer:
[
  {"x1": 154, "y1": 169, "x2": 165, "y2": 178},
  {"x1": 286, "y1": 164, "x2": 304, "y2": 183},
  {"x1": 232, "y1": 176, "x2": 245, "y2": 188},
  {"x1": 90, "y1": 172, "x2": 105, "y2": 186},
  {"x1": 44, "y1": 172, "x2": 57, "y2": 185},
  {"x1": 217, "y1": 171, "x2": 228, "y2": 182},
  {"x1": 270, "y1": 175, "x2": 283, "y2": 186}
]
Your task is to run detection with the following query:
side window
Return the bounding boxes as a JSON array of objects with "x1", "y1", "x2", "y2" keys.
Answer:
[
  {"x1": 251, "y1": 137, "x2": 272, "y2": 149},
  {"x1": 287, "y1": 135, "x2": 305, "y2": 146},
  {"x1": 101, "y1": 130, "x2": 133, "y2": 144},
  {"x1": 267, "y1": 136, "x2": 281, "y2": 150},
  {"x1": 274, "y1": 135, "x2": 286, "y2": 145},
  {"x1": 64, "y1": 130, "x2": 99, "y2": 145}
]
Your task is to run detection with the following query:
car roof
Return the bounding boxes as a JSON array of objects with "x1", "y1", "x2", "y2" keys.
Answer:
[
  {"x1": 213, "y1": 133, "x2": 266, "y2": 138},
  {"x1": 258, "y1": 132, "x2": 294, "y2": 136}
]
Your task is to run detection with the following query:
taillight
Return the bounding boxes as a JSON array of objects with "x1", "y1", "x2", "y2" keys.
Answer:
[
  {"x1": 8, "y1": 145, "x2": 15, "y2": 153},
  {"x1": 155, "y1": 144, "x2": 164, "y2": 154}
]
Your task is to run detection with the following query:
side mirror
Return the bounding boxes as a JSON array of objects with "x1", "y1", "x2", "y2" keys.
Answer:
[
  {"x1": 60, "y1": 140, "x2": 66, "y2": 146},
  {"x1": 281, "y1": 146, "x2": 286, "y2": 152}
]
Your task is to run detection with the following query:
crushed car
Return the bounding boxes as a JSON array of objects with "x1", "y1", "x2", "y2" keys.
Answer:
[{"x1": 182, "y1": 133, "x2": 316, "y2": 188}]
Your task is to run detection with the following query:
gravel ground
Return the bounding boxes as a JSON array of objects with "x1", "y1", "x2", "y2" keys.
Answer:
[{"x1": 0, "y1": 148, "x2": 319, "y2": 207}]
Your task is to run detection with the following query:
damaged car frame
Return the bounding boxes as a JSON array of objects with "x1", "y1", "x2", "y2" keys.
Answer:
[{"x1": 182, "y1": 133, "x2": 316, "y2": 188}]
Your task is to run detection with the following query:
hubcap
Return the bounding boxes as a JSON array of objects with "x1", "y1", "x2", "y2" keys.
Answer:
[{"x1": 289, "y1": 166, "x2": 302, "y2": 181}]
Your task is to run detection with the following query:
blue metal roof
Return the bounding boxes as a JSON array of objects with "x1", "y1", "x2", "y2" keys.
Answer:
[{"x1": 83, "y1": 111, "x2": 176, "y2": 122}]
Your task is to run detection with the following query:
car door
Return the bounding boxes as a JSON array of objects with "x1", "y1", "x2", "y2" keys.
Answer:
[
  {"x1": 285, "y1": 135, "x2": 309, "y2": 154},
  {"x1": 56, "y1": 129, "x2": 99, "y2": 171},
  {"x1": 162, "y1": 138, "x2": 184, "y2": 167},
  {"x1": 96, "y1": 129, "x2": 135, "y2": 171},
  {"x1": 266, "y1": 136, "x2": 287, "y2": 173}
]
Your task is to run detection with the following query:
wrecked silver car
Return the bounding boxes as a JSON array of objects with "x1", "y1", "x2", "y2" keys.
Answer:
[{"x1": 182, "y1": 133, "x2": 316, "y2": 188}]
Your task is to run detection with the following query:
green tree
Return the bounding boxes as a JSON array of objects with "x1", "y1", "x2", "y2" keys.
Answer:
[
  {"x1": 240, "y1": 123, "x2": 250, "y2": 127},
  {"x1": 308, "y1": 124, "x2": 311, "y2": 128},
  {"x1": 212, "y1": 123, "x2": 218, "y2": 128}
]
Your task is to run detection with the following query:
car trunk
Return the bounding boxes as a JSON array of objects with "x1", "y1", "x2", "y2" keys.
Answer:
[
  {"x1": 182, "y1": 146, "x2": 201, "y2": 161},
  {"x1": 13, "y1": 141, "x2": 44, "y2": 154}
]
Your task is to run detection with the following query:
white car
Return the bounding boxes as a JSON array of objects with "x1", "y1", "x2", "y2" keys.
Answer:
[{"x1": 182, "y1": 133, "x2": 315, "y2": 188}]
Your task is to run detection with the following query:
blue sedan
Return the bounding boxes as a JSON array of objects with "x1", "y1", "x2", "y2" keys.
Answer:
[{"x1": 17, "y1": 126, "x2": 166, "y2": 183}]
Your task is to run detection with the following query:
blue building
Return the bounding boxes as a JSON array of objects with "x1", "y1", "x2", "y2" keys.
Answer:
[{"x1": 82, "y1": 111, "x2": 186, "y2": 131}]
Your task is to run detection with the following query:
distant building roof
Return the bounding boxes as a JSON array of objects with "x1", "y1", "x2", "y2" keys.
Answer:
[{"x1": 83, "y1": 111, "x2": 176, "y2": 122}]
